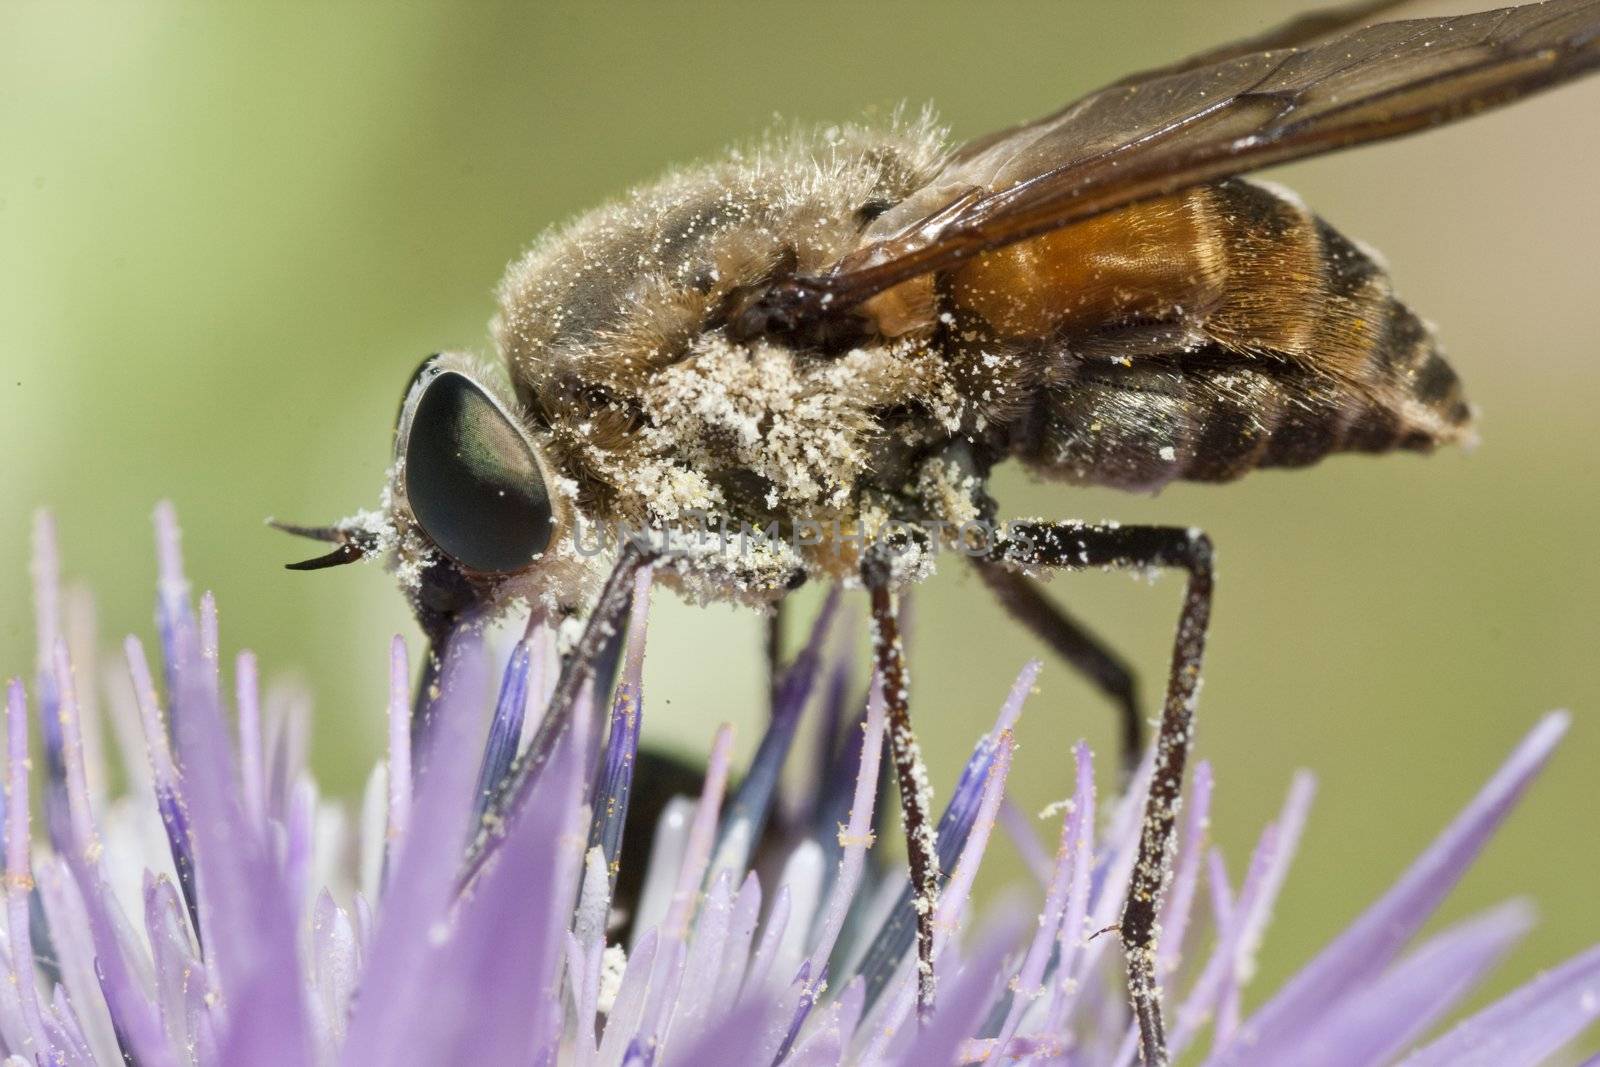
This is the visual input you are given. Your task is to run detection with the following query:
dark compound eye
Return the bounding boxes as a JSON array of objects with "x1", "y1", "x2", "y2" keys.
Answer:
[{"x1": 403, "y1": 370, "x2": 554, "y2": 574}]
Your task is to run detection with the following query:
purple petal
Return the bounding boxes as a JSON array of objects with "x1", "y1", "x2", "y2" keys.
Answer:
[
  {"x1": 213, "y1": 961, "x2": 316, "y2": 1066},
  {"x1": 1002, "y1": 733, "x2": 1095, "y2": 1047},
  {"x1": 1075, "y1": 746, "x2": 1153, "y2": 1007},
  {"x1": 597, "y1": 930, "x2": 660, "y2": 1063},
  {"x1": 888, "y1": 914, "x2": 1027, "y2": 1067},
  {"x1": 101, "y1": 653, "x2": 153, "y2": 803},
  {"x1": 1239, "y1": 773, "x2": 1315, "y2": 964},
  {"x1": 234, "y1": 650, "x2": 266, "y2": 834},
  {"x1": 1240, "y1": 900, "x2": 1533, "y2": 1067},
  {"x1": 802, "y1": 608, "x2": 858, "y2": 822},
  {"x1": 854, "y1": 662, "x2": 1035, "y2": 1008},
  {"x1": 1217, "y1": 712, "x2": 1569, "y2": 1065},
  {"x1": 768, "y1": 842, "x2": 825, "y2": 985},
  {"x1": 739, "y1": 884, "x2": 791, "y2": 1005},
  {"x1": 47, "y1": 637, "x2": 172, "y2": 1067},
  {"x1": 862, "y1": 721, "x2": 1019, "y2": 1057},
  {"x1": 1173, "y1": 772, "x2": 1314, "y2": 1062},
  {"x1": 473, "y1": 636, "x2": 535, "y2": 821},
  {"x1": 588, "y1": 570, "x2": 652, "y2": 887},
  {"x1": 466, "y1": 553, "x2": 636, "y2": 875},
  {"x1": 198, "y1": 590, "x2": 221, "y2": 706},
  {"x1": 284, "y1": 779, "x2": 319, "y2": 917},
  {"x1": 152, "y1": 504, "x2": 202, "y2": 742},
  {"x1": 663, "y1": 724, "x2": 735, "y2": 939},
  {"x1": 340, "y1": 634, "x2": 490, "y2": 1065},
  {"x1": 769, "y1": 960, "x2": 819, "y2": 1063},
  {"x1": 718, "y1": 589, "x2": 839, "y2": 870},
  {"x1": 710, "y1": 873, "x2": 763, "y2": 1013},
  {"x1": 384, "y1": 634, "x2": 412, "y2": 865},
  {"x1": 786, "y1": 976, "x2": 864, "y2": 1067},
  {"x1": 4, "y1": 681, "x2": 51, "y2": 1056},
  {"x1": 997, "y1": 795, "x2": 1053, "y2": 887},
  {"x1": 564, "y1": 927, "x2": 602, "y2": 1063},
  {"x1": 806, "y1": 681, "x2": 887, "y2": 973},
  {"x1": 160, "y1": 582, "x2": 313, "y2": 1061},
  {"x1": 1043, "y1": 741, "x2": 1097, "y2": 1035},
  {"x1": 262, "y1": 683, "x2": 311, "y2": 826},
  {"x1": 55, "y1": 828, "x2": 170, "y2": 1066},
  {"x1": 63, "y1": 585, "x2": 108, "y2": 813},
  {"x1": 1158, "y1": 760, "x2": 1215, "y2": 977},
  {"x1": 144, "y1": 871, "x2": 207, "y2": 1059},
  {"x1": 47, "y1": 981, "x2": 101, "y2": 1066},
  {"x1": 1168, "y1": 814, "x2": 1282, "y2": 1062},
  {"x1": 1197, "y1": 847, "x2": 1242, "y2": 1036},
  {"x1": 934, "y1": 709, "x2": 1022, "y2": 966},
  {"x1": 33, "y1": 857, "x2": 124, "y2": 1066},
  {"x1": 1397, "y1": 940, "x2": 1600, "y2": 1067},
  {"x1": 635, "y1": 939, "x2": 687, "y2": 1058},
  {"x1": 124, "y1": 636, "x2": 202, "y2": 942},
  {"x1": 51, "y1": 641, "x2": 102, "y2": 870},
  {"x1": 672, "y1": 871, "x2": 737, "y2": 1047},
  {"x1": 657, "y1": 1000, "x2": 774, "y2": 1067},
  {"x1": 30, "y1": 514, "x2": 73, "y2": 860},
  {"x1": 392, "y1": 725, "x2": 582, "y2": 1065}
]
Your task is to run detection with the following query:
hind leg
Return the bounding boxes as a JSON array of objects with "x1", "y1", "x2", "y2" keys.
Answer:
[{"x1": 971, "y1": 558, "x2": 1144, "y2": 777}]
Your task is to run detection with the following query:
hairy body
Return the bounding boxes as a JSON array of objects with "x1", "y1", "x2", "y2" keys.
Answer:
[{"x1": 478, "y1": 117, "x2": 1469, "y2": 608}]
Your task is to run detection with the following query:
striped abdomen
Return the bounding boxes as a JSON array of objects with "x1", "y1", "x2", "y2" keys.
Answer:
[{"x1": 944, "y1": 179, "x2": 1475, "y2": 491}]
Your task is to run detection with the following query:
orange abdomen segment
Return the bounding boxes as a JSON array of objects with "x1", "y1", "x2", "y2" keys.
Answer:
[
  {"x1": 950, "y1": 179, "x2": 1477, "y2": 490},
  {"x1": 947, "y1": 187, "x2": 1225, "y2": 338}
]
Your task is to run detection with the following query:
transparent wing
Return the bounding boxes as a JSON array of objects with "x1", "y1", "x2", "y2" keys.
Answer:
[
  {"x1": 953, "y1": 0, "x2": 1414, "y2": 164},
  {"x1": 754, "y1": 0, "x2": 1600, "y2": 333}
]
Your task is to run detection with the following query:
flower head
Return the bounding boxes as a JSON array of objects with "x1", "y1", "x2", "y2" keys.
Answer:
[{"x1": 3, "y1": 504, "x2": 1597, "y2": 1066}]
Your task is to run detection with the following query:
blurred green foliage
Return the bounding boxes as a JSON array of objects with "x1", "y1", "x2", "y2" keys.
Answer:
[{"x1": 4, "y1": 1, "x2": 1598, "y2": 1025}]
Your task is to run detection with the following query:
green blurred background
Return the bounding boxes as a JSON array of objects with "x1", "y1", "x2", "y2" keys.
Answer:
[{"x1": 3, "y1": 0, "x2": 1597, "y2": 1027}]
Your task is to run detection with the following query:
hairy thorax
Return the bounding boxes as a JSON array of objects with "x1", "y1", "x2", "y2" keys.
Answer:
[{"x1": 490, "y1": 120, "x2": 982, "y2": 598}]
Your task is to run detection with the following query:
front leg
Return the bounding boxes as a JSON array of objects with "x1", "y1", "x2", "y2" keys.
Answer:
[
  {"x1": 766, "y1": 598, "x2": 787, "y2": 715},
  {"x1": 465, "y1": 541, "x2": 654, "y2": 879},
  {"x1": 988, "y1": 520, "x2": 1214, "y2": 1067},
  {"x1": 465, "y1": 534, "x2": 804, "y2": 881}
]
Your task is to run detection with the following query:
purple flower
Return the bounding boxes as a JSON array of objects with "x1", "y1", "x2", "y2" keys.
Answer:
[{"x1": 3, "y1": 502, "x2": 1597, "y2": 1066}]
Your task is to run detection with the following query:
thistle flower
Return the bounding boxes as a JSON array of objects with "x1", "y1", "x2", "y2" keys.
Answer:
[{"x1": 3, "y1": 503, "x2": 1596, "y2": 1067}]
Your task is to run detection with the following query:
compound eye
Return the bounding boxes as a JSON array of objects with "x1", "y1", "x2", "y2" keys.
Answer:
[{"x1": 402, "y1": 370, "x2": 554, "y2": 573}]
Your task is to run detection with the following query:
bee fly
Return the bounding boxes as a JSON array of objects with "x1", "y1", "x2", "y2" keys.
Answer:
[{"x1": 278, "y1": 2, "x2": 1600, "y2": 1061}]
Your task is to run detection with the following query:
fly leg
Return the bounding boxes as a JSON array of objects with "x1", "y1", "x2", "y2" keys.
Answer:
[
  {"x1": 970, "y1": 558, "x2": 1144, "y2": 779},
  {"x1": 766, "y1": 598, "x2": 787, "y2": 714},
  {"x1": 464, "y1": 541, "x2": 653, "y2": 878},
  {"x1": 986, "y1": 520, "x2": 1214, "y2": 1067},
  {"x1": 861, "y1": 547, "x2": 942, "y2": 1019}
]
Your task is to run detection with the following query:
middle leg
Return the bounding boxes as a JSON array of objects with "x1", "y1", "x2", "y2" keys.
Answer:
[
  {"x1": 861, "y1": 549, "x2": 942, "y2": 1019},
  {"x1": 987, "y1": 520, "x2": 1214, "y2": 1067}
]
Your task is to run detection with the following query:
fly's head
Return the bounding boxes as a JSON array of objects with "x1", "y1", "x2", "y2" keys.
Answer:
[{"x1": 275, "y1": 353, "x2": 595, "y2": 642}]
